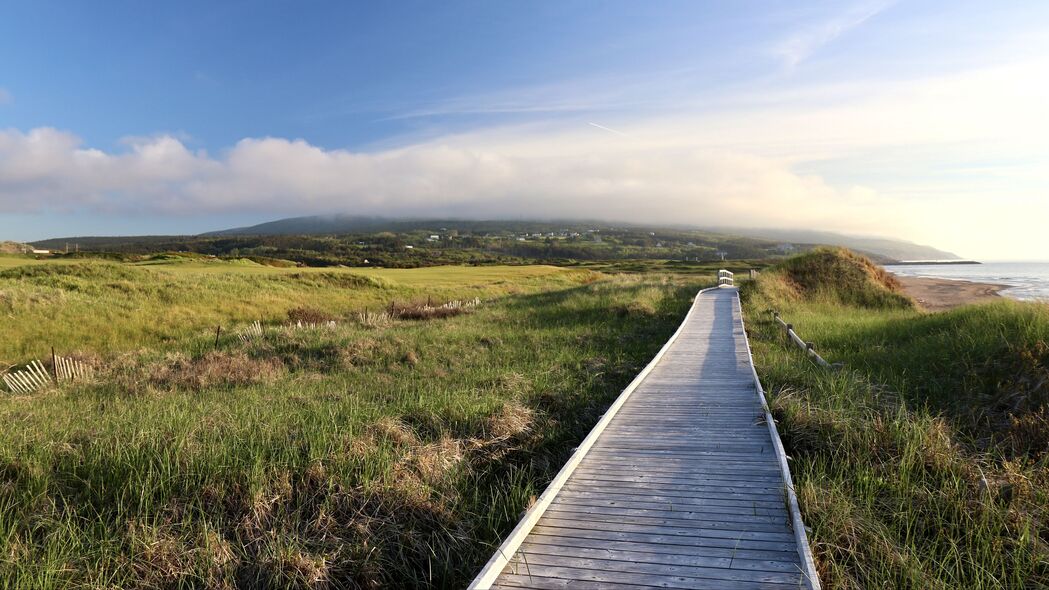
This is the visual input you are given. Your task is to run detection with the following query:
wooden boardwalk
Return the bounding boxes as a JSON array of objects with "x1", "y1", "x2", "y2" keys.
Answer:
[{"x1": 471, "y1": 286, "x2": 820, "y2": 589}]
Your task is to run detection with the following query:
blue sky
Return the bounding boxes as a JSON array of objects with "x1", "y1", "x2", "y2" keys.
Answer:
[{"x1": 1, "y1": 1, "x2": 1047, "y2": 258}]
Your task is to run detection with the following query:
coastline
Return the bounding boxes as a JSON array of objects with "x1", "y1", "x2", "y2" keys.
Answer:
[{"x1": 894, "y1": 275, "x2": 1007, "y2": 311}]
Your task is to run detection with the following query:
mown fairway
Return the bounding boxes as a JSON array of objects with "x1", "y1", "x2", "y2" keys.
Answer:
[
  {"x1": 0, "y1": 256, "x2": 709, "y2": 588},
  {"x1": 743, "y1": 250, "x2": 1049, "y2": 589}
]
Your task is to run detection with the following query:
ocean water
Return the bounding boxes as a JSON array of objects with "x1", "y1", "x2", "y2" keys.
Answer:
[{"x1": 888, "y1": 262, "x2": 1049, "y2": 302}]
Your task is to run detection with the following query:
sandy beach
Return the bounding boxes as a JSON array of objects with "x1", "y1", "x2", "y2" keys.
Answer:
[{"x1": 895, "y1": 275, "x2": 1007, "y2": 311}]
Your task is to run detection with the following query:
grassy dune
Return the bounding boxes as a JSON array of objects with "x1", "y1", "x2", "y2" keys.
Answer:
[
  {"x1": 0, "y1": 255, "x2": 592, "y2": 364},
  {"x1": 0, "y1": 257, "x2": 709, "y2": 588},
  {"x1": 743, "y1": 248, "x2": 1049, "y2": 589}
]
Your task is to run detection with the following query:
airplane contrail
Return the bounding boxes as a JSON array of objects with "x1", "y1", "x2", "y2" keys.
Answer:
[{"x1": 588, "y1": 122, "x2": 632, "y2": 138}]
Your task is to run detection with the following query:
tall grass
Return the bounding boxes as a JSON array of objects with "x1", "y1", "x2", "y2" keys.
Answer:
[
  {"x1": 0, "y1": 263, "x2": 709, "y2": 588},
  {"x1": 743, "y1": 250, "x2": 1049, "y2": 589},
  {"x1": 0, "y1": 259, "x2": 594, "y2": 364}
]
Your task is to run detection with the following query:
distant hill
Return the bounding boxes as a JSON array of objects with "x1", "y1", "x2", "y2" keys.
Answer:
[
  {"x1": 203, "y1": 215, "x2": 960, "y2": 262},
  {"x1": 713, "y1": 228, "x2": 959, "y2": 262},
  {"x1": 202, "y1": 215, "x2": 617, "y2": 237},
  {"x1": 0, "y1": 241, "x2": 26, "y2": 254}
]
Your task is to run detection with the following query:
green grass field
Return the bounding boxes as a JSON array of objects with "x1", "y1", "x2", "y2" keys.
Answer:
[
  {"x1": 0, "y1": 255, "x2": 710, "y2": 588},
  {"x1": 0, "y1": 254, "x2": 595, "y2": 364},
  {"x1": 742, "y1": 249, "x2": 1049, "y2": 589},
  {"x1": 4, "y1": 250, "x2": 1048, "y2": 588}
]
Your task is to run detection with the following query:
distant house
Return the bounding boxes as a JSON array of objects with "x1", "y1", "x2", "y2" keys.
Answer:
[
  {"x1": 427, "y1": 234, "x2": 440, "y2": 241},
  {"x1": 405, "y1": 245, "x2": 414, "y2": 249},
  {"x1": 31, "y1": 249, "x2": 50, "y2": 255},
  {"x1": 776, "y1": 243, "x2": 796, "y2": 254}
]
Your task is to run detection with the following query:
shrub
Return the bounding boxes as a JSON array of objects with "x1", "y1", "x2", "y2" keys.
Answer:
[{"x1": 286, "y1": 307, "x2": 336, "y2": 325}]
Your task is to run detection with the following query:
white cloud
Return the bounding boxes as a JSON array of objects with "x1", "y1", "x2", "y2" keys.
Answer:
[
  {"x1": 773, "y1": 1, "x2": 894, "y2": 69},
  {"x1": 0, "y1": 125, "x2": 900, "y2": 230}
]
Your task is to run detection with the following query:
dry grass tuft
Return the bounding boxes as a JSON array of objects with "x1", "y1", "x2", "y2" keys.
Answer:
[
  {"x1": 406, "y1": 437, "x2": 465, "y2": 484},
  {"x1": 390, "y1": 298, "x2": 481, "y2": 321},
  {"x1": 402, "y1": 350, "x2": 420, "y2": 367},
  {"x1": 1004, "y1": 410, "x2": 1049, "y2": 460},
  {"x1": 490, "y1": 372, "x2": 529, "y2": 395},
  {"x1": 355, "y1": 310, "x2": 392, "y2": 329},
  {"x1": 465, "y1": 401, "x2": 538, "y2": 465},
  {"x1": 287, "y1": 306, "x2": 336, "y2": 325},
  {"x1": 263, "y1": 545, "x2": 331, "y2": 588},
  {"x1": 583, "y1": 356, "x2": 607, "y2": 375},
  {"x1": 613, "y1": 299, "x2": 657, "y2": 318},
  {"x1": 392, "y1": 303, "x2": 463, "y2": 320},
  {"x1": 147, "y1": 351, "x2": 285, "y2": 391},
  {"x1": 485, "y1": 401, "x2": 535, "y2": 442},
  {"x1": 371, "y1": 417, "x2": 419, "y2": 446},
  {"x1": 126, "y1": 520, "x2": 239, "y2": 588},
  {"x1": 338, "y1": 338, "x2": 384, "y2": 368}
]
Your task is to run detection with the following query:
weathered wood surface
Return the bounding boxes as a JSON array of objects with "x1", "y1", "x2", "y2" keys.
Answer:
[{"x1": 472, "y1": 287, "x2": 819, "y2": 589}]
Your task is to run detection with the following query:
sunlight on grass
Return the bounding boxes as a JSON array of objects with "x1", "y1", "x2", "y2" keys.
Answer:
[
  {"x1": 0, "y1": 263, "x2": 710, "y2": 587},
  {"x1": 742, "y1": 250, "x2": 1049, "y2": 589},
  {"x1": 0, "y1": 258, "x2": 597, "y2": 364}
]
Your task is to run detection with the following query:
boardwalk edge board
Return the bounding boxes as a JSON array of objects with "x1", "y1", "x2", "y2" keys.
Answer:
[
  {"x1": 467, "y1": 287, "x2": 717, "y2": 590},
  {"x1": 735, "y1": 290, "x2": 822, "y2": 589}
]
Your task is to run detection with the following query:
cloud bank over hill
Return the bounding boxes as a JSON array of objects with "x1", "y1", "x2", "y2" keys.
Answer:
[
  {"x1": 1, "y1": 55, "x2": 1047, "y2": 259},
  {"x1": 0, "y1": 125, "x2": 890, "y2": 230}
]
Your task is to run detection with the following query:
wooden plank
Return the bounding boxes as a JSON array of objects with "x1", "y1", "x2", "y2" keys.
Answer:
[
  {"x1": 545, "y1": 501, "x2": 791, "y2": 526},
  {"x1": 504, "y1": 552, "x2": 807, "y2": 585},
  {"x1": 542, "y1": 507, "x2": 792, "y2": 533},
  {"x1": 582, "y1": 453, "x2": 780, "y2": 467},
  {"x1": 528, "y1": 527, "x2": 796, "y2": 556},
  {"x1": 556, "y1": 488, "x2": 785, "y2": 508},
  {"x1": 548, "y1": 496, "x2": 789, "y2": 519},
  {"x1": 562, "y1": 479, "x2": 784, "y2": 497},
  {"x1": 526, "y1": 532, "x2": 802, "y2": 563},
  {"x1": 494, "y1": 567, "x2": 804, "y2": 590},
  {"x1": 534, "y1": 517, "x2": 796, "y2": 546},
  {"x1": 574, "y1": 463, "x2": 785, "y2": 478},
  {"x1": 561, "y1": 479, "x2": 785, "y2": 500},
  {"x1": 520, "y1": 538, "x2": 804, "y2": 573},
  {"x1": 565, "y1": 473, "x2": 786, "y2": 493}
]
